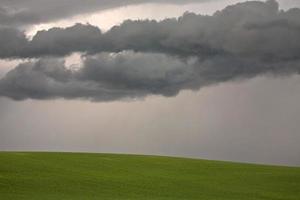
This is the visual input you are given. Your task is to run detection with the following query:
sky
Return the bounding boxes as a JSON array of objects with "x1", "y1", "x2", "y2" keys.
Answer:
[{"x1": 0, "y1": 0, "x2": 300, "y2": 166}]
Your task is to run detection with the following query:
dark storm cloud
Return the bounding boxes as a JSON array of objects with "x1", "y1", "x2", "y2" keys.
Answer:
[
  {"x1": 0, "y1": 0, "x2": 300, "y2": 101},
  {"x1": 0, "y1": 50, "x2": 299, "y2": 101},
  {"x1": 0, "y1": 52, "x2": 196, "y2": 100},
  {"x1": 0, "y1": 0, "x2": 209, "y2": 27},
  {"x1": 1, "y1": 0, "x2": 300, "y2": 62},
  {"x1": 0, "y1": 23, "x2": 102, "y2": 58},
  {"x1": 0, "y1": 27, "x2": 28, "y2": 58},
  {"x1": 25, "y1": 24, "x2": 102, "y2": 58}
]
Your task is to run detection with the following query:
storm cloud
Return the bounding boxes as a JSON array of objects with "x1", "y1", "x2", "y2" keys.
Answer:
[
  {"x1": 0, "y1": 50, "x2": 299, "y2": 101},
  {"x1": 0, "y1": 0, "x2": 300, "y2": 101},
  {"x1": 0, "y1": 0, "x2": 300, "y2": 61},
  {"x1": 0, "y1": 52, "x2": 196, "y2": 100}
]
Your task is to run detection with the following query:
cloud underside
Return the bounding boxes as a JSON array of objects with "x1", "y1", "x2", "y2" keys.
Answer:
[
  {"x1": 1, "y1": 51, "x2": 299, "y2": 101},
  {"x1": 0, "y1": 0, "x2": 300, "y2": 101}
]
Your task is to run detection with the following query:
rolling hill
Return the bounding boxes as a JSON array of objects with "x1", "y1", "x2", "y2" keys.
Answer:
[{"x1": 0, "y1": 152, "x2": 299, "y2": 200}]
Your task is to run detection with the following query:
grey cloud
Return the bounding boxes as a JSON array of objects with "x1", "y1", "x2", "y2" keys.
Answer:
[
  {"x1": 1, "y1": 0, "x2": 300, "y2": 63},
  {"x1": 102, "y1": 0, "x2": 300, "y2": 61},
  {"x1": 26, "y1": 24, "x2": 102, "y2": 57},
  {"x1": 0, "y1": 52, "x2": 196, "y2": 101},
  {"x1": 0, "y1": 27, "x2": 28, "y2": 58},
  {"x1": 0, "y1": 51, "x2": 299, "y2": 101},
  {"x1": 0, "y1": 23, "x2": 102, "y2": 58},
  {"x1": 0, "y1": 0, "x2": 209, "y2": 27}
]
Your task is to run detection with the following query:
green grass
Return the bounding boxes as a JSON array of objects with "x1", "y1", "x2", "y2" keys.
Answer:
[{"x1": 0, "y1": 152, "x2": 299, "y2": 200}]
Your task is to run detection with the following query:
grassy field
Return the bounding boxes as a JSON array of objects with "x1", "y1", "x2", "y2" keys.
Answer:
[{"x1": 0, "y1": 152, "x2": 299, "y2": 200}]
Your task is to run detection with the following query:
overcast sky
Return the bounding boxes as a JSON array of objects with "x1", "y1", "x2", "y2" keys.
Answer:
[{"x1": 0, "y1": 0, "x2": 300, "y2": 166}]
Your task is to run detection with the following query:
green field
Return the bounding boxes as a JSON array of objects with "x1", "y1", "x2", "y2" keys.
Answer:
[{"x1": 0, "y1": 152, "x2": 299, "y2": 200}]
